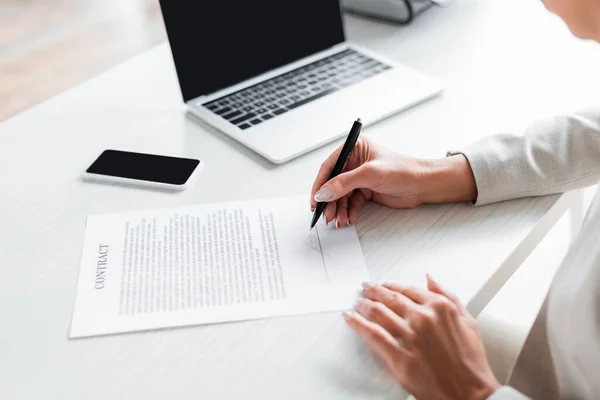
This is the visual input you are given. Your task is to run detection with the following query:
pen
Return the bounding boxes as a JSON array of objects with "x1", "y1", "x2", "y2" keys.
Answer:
[{"x1": 310, "y1": 118, "x2": 363, "y2": 230}]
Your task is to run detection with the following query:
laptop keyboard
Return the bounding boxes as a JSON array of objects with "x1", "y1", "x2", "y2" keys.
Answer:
[{"x1": 202, "y1": 49, "x2": 391, "y2": 130}]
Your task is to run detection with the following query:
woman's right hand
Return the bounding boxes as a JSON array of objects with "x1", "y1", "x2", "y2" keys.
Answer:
[{"x1": 310, "y1": 138, "x2": 478, "y2": 226}]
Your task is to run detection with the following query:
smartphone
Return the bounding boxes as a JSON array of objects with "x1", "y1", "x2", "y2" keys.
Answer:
[{"x1": 83, "y1": 150, "x2": 201, "y2": 191}]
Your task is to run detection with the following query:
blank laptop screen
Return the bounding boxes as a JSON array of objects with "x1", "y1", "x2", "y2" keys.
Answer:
[{"x1": 159, "y1": 0, "x2": 346, "y2": 102}]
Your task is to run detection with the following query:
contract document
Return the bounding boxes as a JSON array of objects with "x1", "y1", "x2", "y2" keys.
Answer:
[{"x1": 70, "y1": 195, "x2": 369, "y2": 338}]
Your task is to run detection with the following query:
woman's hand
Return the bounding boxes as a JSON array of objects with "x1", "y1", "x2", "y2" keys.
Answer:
[
  {"x1": 310, "y1": 138, "x2": 477, "y2": 226},
  {"x1": 344, "y1": 275, "x2": 500, "y2": 400}
]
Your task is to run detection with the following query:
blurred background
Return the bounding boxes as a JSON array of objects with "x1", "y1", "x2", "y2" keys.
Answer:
[{"x1": 0, "y1": 0, "x2": 166, "y2": 121}]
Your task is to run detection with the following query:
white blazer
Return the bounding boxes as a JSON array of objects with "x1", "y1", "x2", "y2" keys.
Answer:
[{"x1": 449, "y1": 110, "x2": 600, "y2": 399}]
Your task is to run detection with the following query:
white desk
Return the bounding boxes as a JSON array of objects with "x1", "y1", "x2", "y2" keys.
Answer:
[{"x1": 2, "y1": 1, "x2": 600, "y2": 399}]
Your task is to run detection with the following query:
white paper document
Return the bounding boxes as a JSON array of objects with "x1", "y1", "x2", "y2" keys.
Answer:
[{"x1": 70, "y1": 195, "x2": 369, "y2": 338}]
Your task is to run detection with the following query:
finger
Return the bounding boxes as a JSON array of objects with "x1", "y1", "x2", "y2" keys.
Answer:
[
  {"x1": 336, "y1": 195, "x2": 350, "y2": 227},
  {"x1": 343, "y1": 311, "x2": 408, "y2": 367},
  {"x1": 354, "y1": 298, "x2": 411, "y2": 339},
  {"x1": 315, "y1": 164, "x2": 375, "y2": 203},
  {"x1": 426, "y1": 273, "x2": 469, "y2": 317},
  {"x1": 324, "y1": 201, "x2": 337, "y2": 225},
  {"x1": 382, "y1": 283, "x2": 429, "y2": 305},
  {"x1": 348, "y1": 190, "x2": 369, "y2": 225},
  {"x1": 361, "y1": 283, "x2": 415, "y2": 318},
  {"x1": 311, "y1": 144, "x2": 346, "y2": 209}
]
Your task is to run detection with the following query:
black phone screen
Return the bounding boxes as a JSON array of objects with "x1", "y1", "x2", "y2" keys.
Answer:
[{"x1": 86, "y1": 150, "x2": 200, "y2": 185}]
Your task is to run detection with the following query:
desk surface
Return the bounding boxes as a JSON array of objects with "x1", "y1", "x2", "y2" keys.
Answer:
[{"x1": 2, "y1": 1, "x2": 600, "y2": 399}]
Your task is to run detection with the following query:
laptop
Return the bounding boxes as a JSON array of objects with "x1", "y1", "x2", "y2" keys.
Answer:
[{"x1": 159, "y1": 0, "x2": 442, "y2": 164}]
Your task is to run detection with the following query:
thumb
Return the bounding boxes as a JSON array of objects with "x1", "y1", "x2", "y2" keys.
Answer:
[
  {"x1": 426, "y1": 273, "x2": 468, "y2": 315},
  {"x1": 314, "y1": 165, "x2": 374, "y2": 203}
]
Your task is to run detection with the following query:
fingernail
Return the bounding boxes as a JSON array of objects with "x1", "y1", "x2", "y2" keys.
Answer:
[
  {"x1": 346, "y1": 219, "x2": 351, "y2": 226},
  {"x1": 314, "y1": 186, "x2": 334, "y2": 202},
  {"x1": 362, "y1": 282, "x2": 375, "y2": 290},
  {"x1": 311, "y1": 207, "x2": 315, "y2": 212},
  {"x1": 354, "y1": 298, "x2": 366, "y2": 309},
  {"x1": 342, "y1": 310, "x2": 354, "y2": 322},
  {"x1": 336, "y1": 219, "x2": 340, "y2": 228}
]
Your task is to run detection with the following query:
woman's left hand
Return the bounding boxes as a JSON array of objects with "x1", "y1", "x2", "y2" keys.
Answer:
[{"x1": 344, "y1": 275, "x2": 500, "y2": 400}]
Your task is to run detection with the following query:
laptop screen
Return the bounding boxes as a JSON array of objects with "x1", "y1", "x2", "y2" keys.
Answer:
[{"x1": 159, "y1": 0, "x2": 346, "y2": 102}]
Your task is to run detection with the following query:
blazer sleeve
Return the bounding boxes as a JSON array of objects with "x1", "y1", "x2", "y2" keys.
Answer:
[
  {"x1": 487, "y1": 386, "x2": 530, "y2": 399},
  {"x1": 448, "y1": 109, "x2": 600, "y2": 205}
]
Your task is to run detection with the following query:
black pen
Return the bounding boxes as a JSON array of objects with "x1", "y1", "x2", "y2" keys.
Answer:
[{"x1": 310, "y1": 118, "x2": 363, "y2": 230}]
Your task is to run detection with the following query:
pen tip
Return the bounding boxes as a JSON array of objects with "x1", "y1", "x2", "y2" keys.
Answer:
[
  {"x1": 356, "y1": 118, "x2": 362, "y2": 123},
  {"x1": 309, "y1": 227, "x2": 313, "y2": 231}
]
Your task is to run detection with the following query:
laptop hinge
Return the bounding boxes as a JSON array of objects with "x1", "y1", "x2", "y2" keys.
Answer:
[{"x1": 191, "y1": 42, "x2": 350, "y2": 105}]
